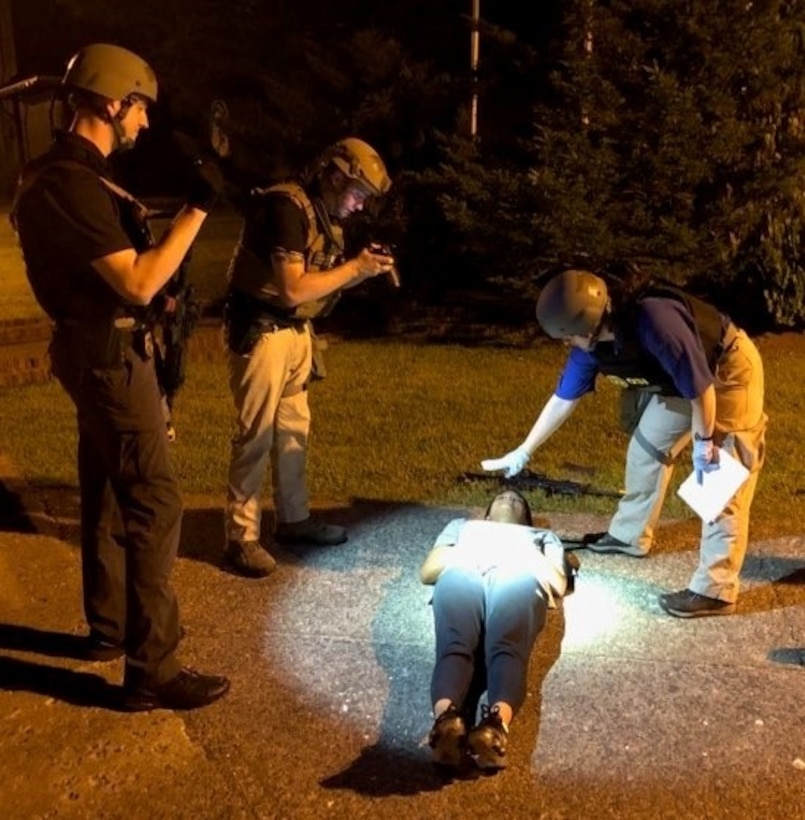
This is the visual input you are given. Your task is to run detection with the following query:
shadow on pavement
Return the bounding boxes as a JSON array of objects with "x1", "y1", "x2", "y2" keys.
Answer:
[
  {"x1": 177, "y1": 498, "x2": 433, "y2": 570},
  {"x1": 319, "y1": 743, "x2": 448, "y2": 796},
  {"x1": 776, "y1": 565, "x2": 805, "y2": 584},
  {"x1": 0, "y1": 478, "x2": 36, "y2": 533},
  {"x1": 0, "y1": 654, "x2": 118, "y2": 708},
  {"x1": 0, "y1": 623, "x2": 91, "y2": 660},
  {"x1": 736, "y1": 557, "x2": 805, "y2": 615},
  {"x1": 742, "y1": 556, "x2": 805, "y2": 584},
  {"x1": 0, "y1": 477, "x2": 79, "y2": 543}
]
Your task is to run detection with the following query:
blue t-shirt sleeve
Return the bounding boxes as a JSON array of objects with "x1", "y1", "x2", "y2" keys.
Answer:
[
  {"x1": 636, "y1": 299, "x2": 714, "y2": 399},
  {"x1": 554, "y1": 347, "x2": 599, "y2": 400}
]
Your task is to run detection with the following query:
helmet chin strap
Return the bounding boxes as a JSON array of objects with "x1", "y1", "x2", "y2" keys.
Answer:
[
  {"x1": 110, "y1": 99, "x2": 135, "y2": 151},
  {"x1": 318, "y1": 170, "x2": 346, "y2": 221}
]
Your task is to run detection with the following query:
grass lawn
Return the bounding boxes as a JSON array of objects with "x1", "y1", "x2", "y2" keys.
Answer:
[
  {"x1": 1, "y1": 329, "x2": 803, "y2": 547},
  {"x1": 0, "y1": 218, "x2": 47, "y2": 322}
]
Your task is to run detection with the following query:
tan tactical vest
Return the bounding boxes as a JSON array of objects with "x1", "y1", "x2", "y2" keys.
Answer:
[{"x1": 227, "y1": 182, "x2": 345, "y2": 319}]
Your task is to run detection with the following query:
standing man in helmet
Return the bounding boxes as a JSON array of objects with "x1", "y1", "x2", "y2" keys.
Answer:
[
  {"x1": 12, "y1": 43, "x2": 229, "y2": 709},
  {"x1": 481, "y1": 267, "x2": 766, "y2": 618},
  {"x1": 222, "y1": 137, "x2": 395, "y2": 577}
]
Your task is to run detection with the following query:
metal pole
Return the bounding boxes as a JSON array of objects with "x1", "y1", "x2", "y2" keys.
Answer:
[
  {"x1": 582, "y1": 0, "x2": 593, "y2": 127},
  {"x1": 470, "y1": 0, "x2": 480, "y2": 139},
  {"x1": 0, "y1": 0, "x2": 22, "y2": 174}
]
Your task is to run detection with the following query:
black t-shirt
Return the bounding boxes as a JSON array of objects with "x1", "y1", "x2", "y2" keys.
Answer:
[
  {"x1": 14, "y1": 132, "x2": 134, "y2": 322},
  {"x1": 241, "y1": 192, "x2": 309, "y2": 265}
]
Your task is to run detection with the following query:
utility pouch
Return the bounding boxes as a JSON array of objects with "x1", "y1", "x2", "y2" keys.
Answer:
[
  {"x1": 310, "y1": 329, "x2": 327, "y2": 381},
  {"x1": 222, "y1": 291, "x2": 257, "y2": 356},
  {"x1": 224, "y1": 295, "x2": 283, "y2": 356},
  {"x1": 224, "y1": 289, "x2": 305, "y2": 356},
  {"x1": 225, "y1": 310, "x2": 264, "y2": 356},
  {"x1": 131, "y1": 329, "x2": 155, "y2": 361},
  {"x1": 619, "y1": 386, "x2": 655, "y2": 434}
]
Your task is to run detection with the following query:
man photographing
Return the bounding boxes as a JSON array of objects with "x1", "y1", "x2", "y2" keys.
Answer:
[{"x1": 222, "y1": 137, "x2": 395, "y2": 576}]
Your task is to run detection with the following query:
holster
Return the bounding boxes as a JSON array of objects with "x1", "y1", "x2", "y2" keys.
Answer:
[
  {"x1": 131, "y1": 328, "x2": 155, "y2": 361},
  {"x1": 223, "y1": 289, "x2": 304, "y2": 356},
  {"x1": 618, "y1": 386, "x2": 656, "y2": 434},
  {"x1": 223, "y1": 310, "x2": 264, "y2": 356},
  {"x1": 310, "y1": 331, "x2": 327, "y2": 381}
]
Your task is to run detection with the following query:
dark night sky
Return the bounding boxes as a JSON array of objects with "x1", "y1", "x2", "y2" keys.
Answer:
[
  {"x1": 4, "y1": 0, "x2": 562, "y2": 191},
  {"x1": 8, "y1": 0, "x2": 561, "y2": 77}
]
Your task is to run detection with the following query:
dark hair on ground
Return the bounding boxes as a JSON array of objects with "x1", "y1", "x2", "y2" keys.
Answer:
[{"x1": 484, "y1": 487, "x2": 533, "y2": 526}]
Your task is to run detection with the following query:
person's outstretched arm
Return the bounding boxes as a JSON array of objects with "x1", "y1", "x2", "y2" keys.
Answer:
[
  {"x1": 420, "y1": 546, "x2": 459, "y2": 585},
  {"x1": 481, "y1": 394, "x2": 580, "y2": 478}
]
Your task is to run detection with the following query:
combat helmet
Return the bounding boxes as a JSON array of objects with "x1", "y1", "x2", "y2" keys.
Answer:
[
  {"x1": 536, "y1": 269, "x2": 609, "y2": 338},
  {"x1": 62, "y1": 43, "x2": 158, "y2": 104},
  {"x1": 318, "y1": 138, "x2": 391, "y2": 196}
]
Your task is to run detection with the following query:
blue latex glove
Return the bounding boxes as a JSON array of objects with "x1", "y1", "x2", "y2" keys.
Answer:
[
  {"x1": 480, "y1": 445, "x2": 530, "y2": 478},
  {"x1": 692, "y1": 436, "x2": 720, "y2": 485}
]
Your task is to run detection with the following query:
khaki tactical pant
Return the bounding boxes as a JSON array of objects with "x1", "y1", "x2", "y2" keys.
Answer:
[
  {"x1": 225, "y1": 323, "x2": 313, "y2": 544},
  {"x1": 608, "y1": 329, "x2": 766, "y2": 602}
]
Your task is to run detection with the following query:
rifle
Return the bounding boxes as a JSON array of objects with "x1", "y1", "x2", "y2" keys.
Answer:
[
  {"x1": 152, "y1": 249, "x2": 201, "y2": 408},
  {"x1": 459, "y1": 469, "x2": 623, "y2": 499}
]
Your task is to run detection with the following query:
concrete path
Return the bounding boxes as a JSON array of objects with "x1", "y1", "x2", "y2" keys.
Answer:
[{"x1": 1, "y1": 457, "x2": 803, "y2": 819}]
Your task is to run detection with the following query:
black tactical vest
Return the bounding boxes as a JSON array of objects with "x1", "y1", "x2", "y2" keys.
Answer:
[
  {"x1": 12, "y1": 144, "x2": 154, "y2": 325},
  {"x1": 594, "y1": 284, "x2": 728, "y2": 394},
  {"x1": 227, "y1": 182, "x2": 345, "y2": 320}
]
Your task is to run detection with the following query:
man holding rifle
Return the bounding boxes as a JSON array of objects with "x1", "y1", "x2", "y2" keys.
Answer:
[{"x1": 12, "y1": 43, "x2": 229, "y2": 709}]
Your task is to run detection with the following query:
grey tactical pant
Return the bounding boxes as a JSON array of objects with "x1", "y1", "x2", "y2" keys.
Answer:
[{"x1": 608, "y1": 329, "x2": 766, "y2": 602}]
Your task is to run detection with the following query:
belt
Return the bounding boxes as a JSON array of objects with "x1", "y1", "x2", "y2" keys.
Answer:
[
  {"x1": 54, "y1": 315, "x2": 152, "y2": 367},
  {"x1": 226, "y1": 289, "x2": 306, "y2": 330},
  {"x1": 58, "y1": 314, "x2": 143, "y2": 331}
]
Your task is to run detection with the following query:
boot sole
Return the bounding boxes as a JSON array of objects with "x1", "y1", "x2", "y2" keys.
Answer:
[
  {"x1": 85, "y1": 646, "x2": 125, "y2": 662},
  {"x1": 430, "y1": 732, "x2": 465, "y2": 766},
  {"x1": 468, "y1": 745, "x2": 507, "y2": 769},
  {"x1": 586, "y1": 543, "x2": 648, "y2": 558},
  {"x1": 660, "y1": 602, "x2": 735, "y2": 618},
  {"x1": 120, "y1": 683, "x2": 230, "y2": 712}
]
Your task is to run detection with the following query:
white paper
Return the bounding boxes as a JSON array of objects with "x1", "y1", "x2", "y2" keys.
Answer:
[{"x1": 677, "y1": 447, "x2": 750, "y2": 523}]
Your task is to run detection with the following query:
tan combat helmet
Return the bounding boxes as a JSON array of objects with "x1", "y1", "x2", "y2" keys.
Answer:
[
  {"x1": 62, "y1": 43, "x2": 158, "y2": 104},
  {"x1": 536, "y1": 269, "x2": 609, "y2": 338},
  {"x1": 319, "y1": 137, "x2": 391, "y2": 196}
]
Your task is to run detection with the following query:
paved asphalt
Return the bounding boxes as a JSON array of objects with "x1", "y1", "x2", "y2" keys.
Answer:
[{"x1": 0, "y1": 447, "x2": 803, "y2": 819}]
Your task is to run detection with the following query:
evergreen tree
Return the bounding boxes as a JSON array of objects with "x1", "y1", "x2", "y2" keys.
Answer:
[
  {"x1": 525, "y1": 0, "x2": 805, "y2": 330},
  {"x1": 410, "y1": 19, "x2": 551, "y2": 303}
]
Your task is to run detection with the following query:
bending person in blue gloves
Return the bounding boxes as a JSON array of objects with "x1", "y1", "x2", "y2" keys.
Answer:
[{"x1": 482, "y1": 267, "x2": 766, "y2": 618}]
